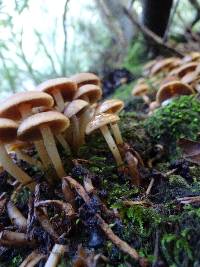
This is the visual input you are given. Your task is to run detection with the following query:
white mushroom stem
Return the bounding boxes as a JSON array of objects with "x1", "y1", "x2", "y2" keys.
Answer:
[
  {"x1": 15, "y1": 148, "x2": 43, "y2": 169},
  {"x1": 110, "y1": 123, "x2": 123, "y2": 145},
  {"x1": 40, "y1": 125, "x2": 66, "y2": 178},
  {"x1": 44, "y1": 244, "x2": 67, "y2": 267},
  {"x1": 71, "y1": 115, "x2": 80, "y2": 152},
  {"x1": 34, "y1": 140, "x2": 52, "y2": 169},
  {"x1": 7, "y1": 201, "x2": 27, "y2": 231},
  {"x1": 19, "y1": 251, "x2": 46, "y2": 267},
  {"x1": 79, "y1": 108, "x2": 91, "y2": 146},
  {"x1": 52, "y1": 89, "x2": 65, "y2": 112},
  {"x1": 0, "y1": 144, "x2": 35, "y2": 190},
  {"x1": 100, "y1": 125, "x2": 123, "y2": 166},
  {"x1": 55, "y1": 134, "x2": 71, "y2": 154},
  {"x1": 19, "y1": 103, "x2": 52, "y2": 169}
]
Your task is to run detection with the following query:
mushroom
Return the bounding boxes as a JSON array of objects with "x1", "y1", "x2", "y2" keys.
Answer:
[
  {"x1": 7, "y1": 141, "x2": 42, "y2": 169},
  {"x1": 17, "y1": 111, "x2": 70, "y2": 178},
  {"x1": 151, "y1": 57, "x2": 180, "y2": 76},
  {"x1": 73, "y1": 84, "x2": 102, "y2": 145},
  {"x1": 181, "y1": 52, "x2": 200, "y2": 64},
  {"x1": 132, "y1": 80, "x2": 150, "y2": 104},
  {"x1": 181, "y1": 64, "x2": 200, "y2": 86},
  {"x1": 86, "y1": 113, "x2": 123, "y2": 167},
  {"x1": 70, "y1": 72, "x2": 101, "y2": 88},
  {"x1": 0, "y1": 118, "x2": 34, "y2": 189},
  {"x1": 169, "y1": 62, "x2": 199, "y2": 78},
  {"x1": 36, "y1": 77, "x2": 77, "y2": 112},
  {"x1": 64, "y1": 99, "x2": 89, "y2": 152},
  {"x1": 0, "y1": 91, "x2": 54, "y2": 169},
  {"x1": 156, "y1": 81, "x2": 194, "y2": 106},
  {"x1": 95, "y1": 99, "x2": 124, "y2": 145}
]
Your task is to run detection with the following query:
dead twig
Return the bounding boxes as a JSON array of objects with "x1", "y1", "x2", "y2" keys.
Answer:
[
  {"x1": 7, "y1": 201, "x2": 27, "y2": 231},
  {"x1": 44, "y1": 244, "x2": 67, "y2": 267},
  {"x1": 0, "y1": 231, "x2": 36, "y2": 247},
  {"x1": 19, "y1": 250, "x2": 46, "y2": 267},
  {"x1": 177, "y1": 196, "x2": 200, "y2": 204}
]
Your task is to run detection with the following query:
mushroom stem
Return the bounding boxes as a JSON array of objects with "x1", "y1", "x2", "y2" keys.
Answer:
[
  {"x1": 7, "y1": 201, "x2": 27, "y2": 231},
  {"x1": 34, "y1": 140, "x2": 52, "y2": 169},
  {"x1": 79, "y1": 108, "x2": 91, "y2": 146},
  {"x1": 40, "y1": 125, "x2": 66, "y2": 178},
  {"x1": 44, "y1": 244, "x2": 66, "y2": 267},
  {"x1": 110, "y1": 123, "x2": 123, "y2": 145},
  {"x1": 18, "y1": 103, "x2": 32, "y2": 119},
  {"x1": 53, "y1": 89, "x2": 65, "y2": 112},
  {"x1": 15, "y1": 148, "x2": 43, "y2": 169},
  {"x1": 71, "y1": 115, "x2": 80, "y2": 153},
  {"x1": 0, "y1": 144, "x2": 34, "y2": 190},
  {"x1": 56, "y1": 134, "x2": 71, "y2": 154},
  {"x1": 100, "y1": 125, "x2": 123, "y2": 166}
]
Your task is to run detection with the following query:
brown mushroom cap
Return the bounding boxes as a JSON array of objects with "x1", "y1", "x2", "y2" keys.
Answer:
[
  {"x1": 181, "y1": 71, "x2": 200, "y2": 84},
  {"x1": 0, "y1": 118, "x2": 18, "y2": 143},
  {"x1": 86, "y1": 113, "x2": 119, "y2": 135},
  {"x1": 18, "y1": 111, "x2": 70, "y2": 141},
  {"x1": 182, "y1": 52, "x2": 200, "y2": 64},
  {"x1": 73, "y1": 84, "x2": 102, "y2": 104},
  {"x1": 96, "y1": 99, "x2": 124, "y2": 114},
  {"x1": 170, "y1": 62, "x2": 198, "y2": 78},
  {"x1": 7, "y1": 141, "x2": 32, "y2": 152},
  {"x1": 0, "y1": 91, "x2": 54, "y2": 120},
  {"x1": 70, "y1": 72, "x2": 100, "y2": 88},
  {"x1": 132, "y1": 83, "x2": 149, "y2": 96},
  {"x1": 151, "y1": 57, "x2": 179, "y2": 75},
  {"x1": 36, "y1": 78, "x2": 77, "y2": 102},
  {"x1": 156, "y1": 81, "x2": 194, "y2": 104},
  {"x1": 64, "y1": 99, "x2": 89, "y2": 118}
]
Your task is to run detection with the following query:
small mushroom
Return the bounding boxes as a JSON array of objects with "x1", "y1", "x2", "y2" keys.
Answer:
[
  {"x1": 156, "y1": 81, "x2": 194, "y2": 105},
  {"x1": 73, "y1": 84, "x2": 102, "y2": 145},
  {"x1": 18, "y1": 111, "x2": 70, "y2": 178},
  {"x1": 64, "y1": 99, "x2": 89, "y2": 152},
  {"x1": 36, "y1": 77, "x2": 77, "y2": 112},
  {"x1": 7, "y1": 141, "x2": 42, "y2": 169},
  {"x1": 86, "y1": 113, "x2": 123, "y2": 167},
  {"x1": 0, "y1": 91, "x2": 54, "y2": 169},
  {"x1": 151, "y1": 57, "x2": 180, "y2": 75},
  {"x1": 70, "y1": 72, "x2": 101, "y2": 88},
  {"x1": 169, "y1": 62, "x2": 198, "y2": 78},
  {"x1": 0, "y1": 118, "x2": 34, "y2": 189},
  {"x1": 95, "y1": 99, "x2": 124, "y2": 145},
  {"x1": 181, "y1": 52, "x2": 200, "y2": 64},
  {"x1": 132, "y1": 80, "x2": 150, "y2": 104}
]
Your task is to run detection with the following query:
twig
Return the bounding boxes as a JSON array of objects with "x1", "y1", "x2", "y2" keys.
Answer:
[
  {"x1": 44, "y1": 244, "x2": 67, "y2": 267},
  {"x1": 177, "y1": 196, "x2": 200, "y2": 204},
  {"x1": 123, "y1": 7, "x2": 184, "y2": 57},
  {"x1": 62, "y1": 0, "x2": 70, "y2": 76},
  {"x1": 146, "y1": 178, "x2": 155, "y2": 196},
  {"x1": 0, "y1": 231, "x2": 36, "y2": 247},
  {"x1": 7, "y1": 201, "x2": 27, "y2": 231},
  {"x1": 19, "y1": 251, "x2": 46, "y2": 267},
  {"x1": 65, "y1": 176, "x2": 148, "y2": 265}
]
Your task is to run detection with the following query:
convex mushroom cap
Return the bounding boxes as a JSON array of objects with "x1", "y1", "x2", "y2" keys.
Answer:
[
  {"x1": 64, "y1": 99, "x2": 89, "y2": 118},
  {"x1": 17, "y1": 111, "x2": 69, "y2": 141},
  {"x1": 0, "y1": 91, "x2": 54, "y2": 120},
  {"x1": 151, "y1": 57, "x2": 180, "y2": 75},
  {"x1": 169, "y1": 62, "x2": 198, "y2": 78},
  {"x1": 73, "y1": 84, "x2": 102, "y2": 104},
  {"x1": 70, "y1": 72, "x2": 100, "y2": 88},
  {"x1": 96, "y1": 99, "x2": 124, "y2": 115},
  {"x1": 156, "y1": 81, "x2": 194, "y2": 105},
  {"x1": 36, "y1": 78, "x2": 77, "y2": 112}
]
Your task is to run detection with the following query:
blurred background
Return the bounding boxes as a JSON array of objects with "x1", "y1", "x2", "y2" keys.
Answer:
[{"x1": 0, "y1": 0, "x2": 199, "y2": 98}]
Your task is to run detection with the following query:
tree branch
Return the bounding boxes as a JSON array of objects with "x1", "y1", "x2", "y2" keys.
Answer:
[
  {"x1": 123, "y1": 7, "x2": 184, "y2": 57},
  {"x1": 62, "y1": 0, "x2": 70, "y2": 76}
]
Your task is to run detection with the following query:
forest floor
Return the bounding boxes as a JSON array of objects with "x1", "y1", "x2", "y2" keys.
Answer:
[{"x1": 0, "y1": 67, "x2": 200, "y2": 267}]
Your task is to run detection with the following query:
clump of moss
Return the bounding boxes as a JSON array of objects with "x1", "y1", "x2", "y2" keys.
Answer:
[{"x1": 144, "y1": 95, "x2": 200, "y2": 156}]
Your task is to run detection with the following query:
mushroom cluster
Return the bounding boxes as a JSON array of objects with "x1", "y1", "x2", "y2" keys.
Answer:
[
  {"x1": 132, "y1": 52, "x2": 200, "y2": 113},
  {"x1": 0, "y1": 72, "x2": 128, "y2": 190}
]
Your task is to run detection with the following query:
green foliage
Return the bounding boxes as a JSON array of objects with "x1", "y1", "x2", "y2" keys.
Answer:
[
  {"x1": 144, "y1": 95, "x2": 200, "y2": 155},
  {"x1": 10, "y1": 255, "x2": 23, "y2": 267}
]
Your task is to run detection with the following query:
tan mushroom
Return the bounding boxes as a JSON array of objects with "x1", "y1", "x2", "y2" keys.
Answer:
[
  {"x1": 169, "y1": 62, "x2": 198, "y2": 78},
  {"x1": 156, "y1": 81, "x2": 194, "y2": 105},
  {"x1": 64, "y1": 99, "x2": 89, "y2": 152},
  {"x1": 132, "y1": 80, "x2": 150, "y2": 104},
  {"x1": 95, "y1": 99, "x2": 124, "y2": 145},
  {"x1": 0, "y1": 91, "x2": 54, "y2": 169},
  {"x1": 70, "y1": 72, "x2": 101, "y2": 88},
  {"x1": 18, "y1": 111, "x2": 70, "y2": 178},
  {"x1": 36, "y1": 77, "x2": 77, "y2": 112},
  {"x1": 86, "y1": 113, "x2": 123, "y2": 167},
  {"x1": 151, "y1": 57, "x2": 180, "y2": 75},
  {"x1": 0, "y1": 118, "x2": 34, "y2": 189},
  {"x1": 73, "y1": 84, "x2": 102, "y2": 146},
  {"x1": 7, "y1": 141, "x2": 42, "y2": 169},
  {"x1": 181, "y1": 52, "x2": 200, "y2": 64}
]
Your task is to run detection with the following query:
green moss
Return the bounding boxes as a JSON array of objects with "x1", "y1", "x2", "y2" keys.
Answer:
[
  {"x1": 169, "y1": 175, "x2": 189, "y2": 187},
  {"x1": 144, "y1": 95, "x2": 200, "y2": 156}
]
